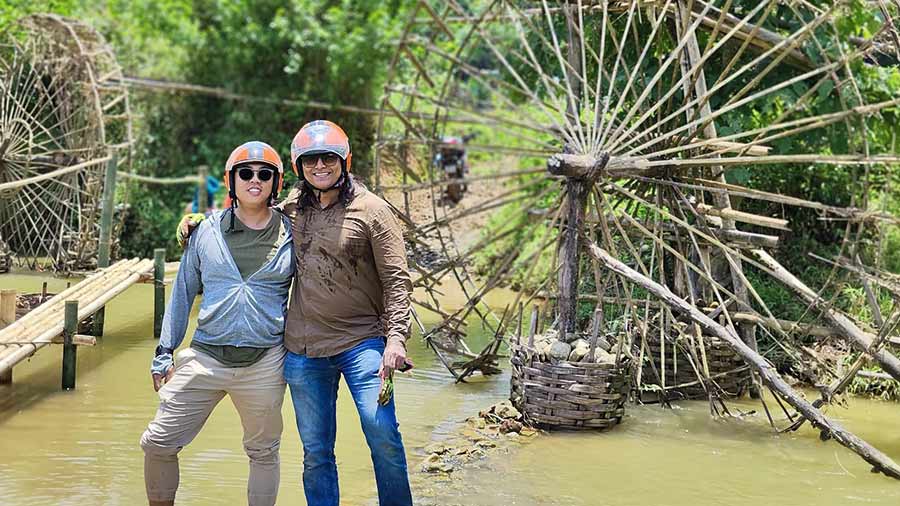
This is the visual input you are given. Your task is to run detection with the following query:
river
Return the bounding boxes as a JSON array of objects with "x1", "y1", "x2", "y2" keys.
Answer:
[{"x1": 1, "y1": 271, "x2": 898, "y2": 505}]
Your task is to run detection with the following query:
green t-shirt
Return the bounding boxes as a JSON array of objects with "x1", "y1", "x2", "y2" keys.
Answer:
[
  {"x1": 191, "y1": 209, "x2": 286, "y2": 368},
  {"x1": 220, "y1": 210, "x2": 285, "y2": 280}
]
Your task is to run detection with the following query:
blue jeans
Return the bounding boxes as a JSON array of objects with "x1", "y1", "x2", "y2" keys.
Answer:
[{"x1": 283, "y1": 338, "x2": 412, "y2": 506}]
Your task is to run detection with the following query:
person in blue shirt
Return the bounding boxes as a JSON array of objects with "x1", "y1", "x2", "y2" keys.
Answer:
[{"x1": 191, "y1": 173, "x2": 222, "y2": 213}]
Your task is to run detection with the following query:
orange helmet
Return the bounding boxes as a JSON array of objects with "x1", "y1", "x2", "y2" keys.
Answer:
[
  {"x1": 290, "y1": 120, "x2": 352, "y2": 177},
  {"x1": 223, "y1": 141, "x2": 284, "y2": 197}
]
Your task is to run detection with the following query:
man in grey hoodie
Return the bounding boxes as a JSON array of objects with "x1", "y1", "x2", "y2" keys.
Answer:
[{"x1": 140, "y1": 141, "x2": 293, "y2": 506}]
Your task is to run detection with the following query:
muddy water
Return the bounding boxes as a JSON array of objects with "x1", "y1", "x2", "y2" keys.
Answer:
[{"x1": 1, "y1": 272, "x2": 899, "y2": 505}]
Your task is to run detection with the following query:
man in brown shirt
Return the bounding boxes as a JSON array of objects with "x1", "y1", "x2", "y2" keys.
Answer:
[{"x1": 280, "y1": 120, "x2": 413, "y2": 506}]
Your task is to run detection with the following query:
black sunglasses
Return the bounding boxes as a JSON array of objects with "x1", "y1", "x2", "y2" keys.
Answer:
[
  {"x1": 237, "y1": 167, "x2": 274, "y2": 182},
  {"x1": 300, "y1": 153, "x2": 340, "y2": 169}
]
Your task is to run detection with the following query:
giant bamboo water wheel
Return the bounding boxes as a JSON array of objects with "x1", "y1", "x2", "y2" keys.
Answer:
[
  {"x1": 0, "y1": 14, "x2": 133, "y2": 271},
  {"x1": 375, "y1": 0, "x2": 900, "y2": 474}
]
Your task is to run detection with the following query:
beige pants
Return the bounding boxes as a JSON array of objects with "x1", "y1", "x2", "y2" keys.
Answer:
[{"x1": 140, "y1": 346, "x2": 286, "y2": 505}]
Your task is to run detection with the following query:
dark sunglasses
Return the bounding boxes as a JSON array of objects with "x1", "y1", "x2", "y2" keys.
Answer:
[
  {"x1": 300, "y1": 153, "x2": 340, "y2": 169},
  {"x1": 237, "y1": 167, "x2": 274, "y2": 182}
]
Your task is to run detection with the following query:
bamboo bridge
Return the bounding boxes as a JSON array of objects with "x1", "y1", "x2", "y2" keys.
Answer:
[{"x1": 0, "y1": 255, "x2": 170, "y2": 388}]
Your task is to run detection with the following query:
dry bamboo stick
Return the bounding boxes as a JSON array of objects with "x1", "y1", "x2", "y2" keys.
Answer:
[
  {"x1": 644, "y1": 154, "x2": 900, "y2": 168},
  {"x1": 117, "y1": 172, "x2": 198, "y2": 185},
  {"x1": 812, "y1": 254, "x2": 900, "y2": 299},
  {"x1": 673, "y1": 0, "x2": 814, "y2": 70},
  {"x1": 694, "y1": 203, "x2": 789, "y2": 231},
  {"x1": 380, "y1": 167, "x2": 546, "y2": 192},
  {"x1": 606, "y1": 0, "x2": 778, "y2": 150},
  {"x1": 601, "y1": 0, "x2": 722, "y2": 148},
  {"x1": 585, "y1": 238, "x2": 900, "y2": 479},
  {"x1": 468, "y1": 7, "x2": 583, "y2": 150},
  {"x1": 119, "y1": 76, "x2": 490, "y2": 124},
  {"x1": 751, "y1": 249, "x2": 900, "y2": 382},
  {"x1": 731, "y1": 312, "x2": 843, "y2": 338},
  {"x1": 0, "y1": 156, "x2": 111, "y2": 192},
  {"x1": 594, "y1": 0, "x2": 671, "y2": 148},
  {"x1": 400, "y1": 35, "x2": 568, "y2": 138},
  {"x1": 0, "y1": 259, "x2": 145, "y2": 344},
  {"x1": 681, "y1": 177, "x2": 899, "y2": 223},
  {"x1": 618, "y1": 4, "x2": 843, "y2": 155}
]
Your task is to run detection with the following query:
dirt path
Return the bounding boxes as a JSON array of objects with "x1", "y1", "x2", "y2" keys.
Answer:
[{"x1": 382, "y1": 160, "x2": 511, "y2": 256}]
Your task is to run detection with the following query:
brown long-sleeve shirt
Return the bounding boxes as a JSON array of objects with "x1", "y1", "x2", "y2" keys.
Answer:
[{"x1": 279, "y1": 184, "x2": 412, "y2": 357}]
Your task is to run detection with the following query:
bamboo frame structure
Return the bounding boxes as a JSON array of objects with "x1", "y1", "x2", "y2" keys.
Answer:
[{"x1": 372, "y1": 0, "x2": 900, "y2": 476}]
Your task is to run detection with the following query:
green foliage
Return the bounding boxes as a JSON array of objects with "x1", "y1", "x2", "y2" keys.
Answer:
[
  {"x1": 0, "y1": 0, "x2": 76, "y2": 30},
  {"x1": 4, "y1": 0, "x2": 413, "y2": 260}
]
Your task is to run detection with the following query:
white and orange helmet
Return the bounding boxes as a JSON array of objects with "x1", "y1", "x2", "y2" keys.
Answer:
[
  {"x1": 289, "y1": 120, "x2": 352, "y2": 177},
  {"x1": 223, "y1": 141, "x2": 284, "y2": 200}
]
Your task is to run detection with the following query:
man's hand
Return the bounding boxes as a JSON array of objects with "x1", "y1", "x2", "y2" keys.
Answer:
[
  {"x1": 381, "y1": 340, "x2": 407, "y2": 376},
  {"x1": 378, "y1": 342, "x2": 412, "y2": 405},
  {"x1": 151, "y1": 350, "x2": 175, "y2": 391},
  {"x1": 152, "y1": 367, "x2": 174, "y2": 392},
  {"x1": 176, "y1": 213, "x2": 206, "y2": 249}
]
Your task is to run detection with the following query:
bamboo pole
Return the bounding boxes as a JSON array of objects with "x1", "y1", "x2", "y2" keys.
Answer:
[
  {"x1": 674, "y1": 1, "x2": 760, "y2": 400},
  {"x1": 751, "y1": 249, "x2": 900, "y2": 382},
  {"x1": 0, "y1": 156, "x2": 111, "y2": 192},
  {"x1": 0, "y1": 260, "x2": 138, "y2": 344},
  {"x1": 62, "y1": 301, "x2": 77, "y2": 390},
  {"x1": 584, "y1": 238, "x2": 900, "y2": 479},
  {"x1": 197, "y1": 165, "x2": 208, "y2": 213},
  {"x1": 0, "y1": 259, "x2": 152, "y2": 374},
  {"x1": 116, "y1": 172, "x2": 199, "y2": 184},
  {"x1": 94, "y1": 153, "x2": 118, "y2": 337},
  {"x1": 154, "y1": 249, "x2": 166, "y2": 339},
  {"x1": 694, "y1": 203, "x2": 789, "y2": 231},
  {"x1": 0, "y1": 290, "x2": 15, "y2": 384}
]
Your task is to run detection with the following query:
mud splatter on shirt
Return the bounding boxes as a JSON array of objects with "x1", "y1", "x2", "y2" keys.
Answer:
[{"x1": 280, "y1": 184, "x2": 412, "y2": 357}]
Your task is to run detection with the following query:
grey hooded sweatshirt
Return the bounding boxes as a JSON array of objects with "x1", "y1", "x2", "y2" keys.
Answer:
[{"x1": 158, "y1": 210, "x2": 294, "y2": 352}]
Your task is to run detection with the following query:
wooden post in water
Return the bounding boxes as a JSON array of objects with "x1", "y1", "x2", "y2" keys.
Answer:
[
  {"x1": 62, "y1": 300, "x2": 78, "y2": 390},
  {"x1": 0, "y1": 289, "x2": 16, "y2": 384},
  {"x1": 547, "y1": 154, "x2": 608, "y2": 340},
  {"x1": 558, "y1": 179, "x2": 585, "y2": 338},
  {"x1": 197, "y1": 165, "x2": 209, "y2": 213},
  {"x1": 93, "y1": 153, "x2": 118, "y2": 337},
  {"x1": 555, "y1": 8, "x2": 585, "y2": 341},
  {"x1": 528, "y1": 305, "x2": 539, "y2": 347},
  {"x1": 153, "y1": 248, "x2": 166, "y2": 339}
]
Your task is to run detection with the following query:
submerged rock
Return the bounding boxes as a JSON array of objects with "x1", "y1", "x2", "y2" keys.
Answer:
[
  {"x1": 488, "y1": 400, "x2": 521, "y2": 420},
  {"x1": 475, "y1": 439, "x2": 496, "y2": 449},
  {"x1": 422, "y1": 453, "x2": 454, "y2": 473},
  {"x1": 499, "y1": 419, "x2": 523, "y2": 434},
  {"x1": 424, "y1": 442, "x2": 449, "y2": 455}
]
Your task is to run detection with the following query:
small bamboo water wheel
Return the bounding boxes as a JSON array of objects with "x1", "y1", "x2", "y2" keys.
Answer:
[{"x1": 0, "y1": 14, "x2": 133, "y2": 271}]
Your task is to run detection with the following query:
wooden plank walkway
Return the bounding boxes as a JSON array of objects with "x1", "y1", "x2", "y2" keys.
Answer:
[{"x1": 0, "y1": 258, "x2": 154, "y2": 375}]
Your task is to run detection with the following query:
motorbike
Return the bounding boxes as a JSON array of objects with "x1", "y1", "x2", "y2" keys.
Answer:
[{"x1": 433, "y1": 133, "x2": 476, "y2": 203}]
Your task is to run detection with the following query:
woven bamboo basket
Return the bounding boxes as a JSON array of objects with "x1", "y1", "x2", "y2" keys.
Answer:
[
  {"x1": 510, "y1": 342, "x2": 631, "y2": 430},
  {"x1": 640, "y1": 333, "x2": 750, "y2": 399}
]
